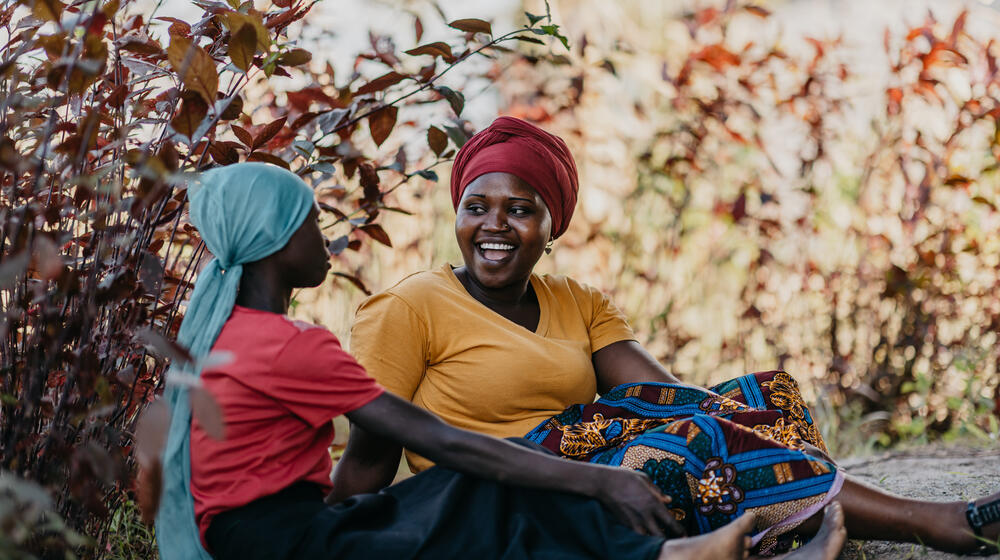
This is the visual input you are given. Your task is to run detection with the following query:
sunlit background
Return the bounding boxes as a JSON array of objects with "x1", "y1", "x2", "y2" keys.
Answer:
[{"x1": 201, "y1": 0, "x2": 1000, "y2": 456}]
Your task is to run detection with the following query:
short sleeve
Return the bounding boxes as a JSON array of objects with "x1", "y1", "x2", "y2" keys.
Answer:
[
  {"x1": 270, "y1": 327, "x2": 384, "y2": 427},
  {"x1": 588, "y1": 288, "x2": 636, "y2": 352},
  {"x1": 350, "y1": 292, "x2": 429, "y2": 401}
]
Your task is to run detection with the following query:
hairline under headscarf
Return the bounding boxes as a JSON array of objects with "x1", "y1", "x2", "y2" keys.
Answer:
[{"x1": 450, "y1": 117, "x2": 579, "y2": 239}]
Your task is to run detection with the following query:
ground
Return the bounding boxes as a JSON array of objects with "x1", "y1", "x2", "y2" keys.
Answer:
[{"x1": 836, "y1": 444, "x2": 1000, "y2": 559}]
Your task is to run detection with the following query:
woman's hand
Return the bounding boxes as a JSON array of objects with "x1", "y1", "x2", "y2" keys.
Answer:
[{"x1": 595, "y1": 468, "x2": 687, "y2": 538}]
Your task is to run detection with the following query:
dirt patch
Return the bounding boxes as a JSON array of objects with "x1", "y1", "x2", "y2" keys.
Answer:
[{"x1": 836, "y1": 444, "x2": 1000, "y2": 559}]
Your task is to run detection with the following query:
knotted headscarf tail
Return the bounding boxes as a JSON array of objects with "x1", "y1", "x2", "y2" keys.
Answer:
[
  {"x1": 450, "y1": 116, "x2": 579, "y2": 239},
  {"x1": 156, "y1": 162, "x2": 315, "y2": 560}
]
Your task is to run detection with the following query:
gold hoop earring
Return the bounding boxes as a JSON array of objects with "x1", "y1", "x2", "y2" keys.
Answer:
[{"x1": 544, "y1": 239, "x2": 553, "y2": 255}]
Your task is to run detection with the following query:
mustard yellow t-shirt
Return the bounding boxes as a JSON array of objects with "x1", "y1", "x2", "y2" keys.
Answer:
[{"x1": 350, "y1": 264, "x2": 635, "y2": 472}]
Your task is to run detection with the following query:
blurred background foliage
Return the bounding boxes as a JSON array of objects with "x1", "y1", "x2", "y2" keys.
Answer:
[
  {"x1": 312, "y1": 0, "x2": 1000, "y2": 460},
  {"x1": 2, "y1": 0, "x2": 1000, "y2": 557}
]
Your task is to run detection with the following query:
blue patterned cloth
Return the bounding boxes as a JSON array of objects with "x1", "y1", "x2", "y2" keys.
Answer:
[{"x1": 525, "y1": 371, "x2": 844, "y2": 553}]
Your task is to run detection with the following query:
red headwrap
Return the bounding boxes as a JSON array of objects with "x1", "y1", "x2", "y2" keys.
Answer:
[{"x1": 450, "y1": 116, "x2": 579, "y2": 239}]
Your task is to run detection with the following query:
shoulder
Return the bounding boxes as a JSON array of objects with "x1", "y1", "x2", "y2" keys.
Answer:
[
  {"x1": 273, "y1": 319, "x2": 366, "y2": 380},
  {"x1": 356, "y1": 264, "x2": 459, "y2": 318},
  {"x1": 535, "y1": 273, "x2": 608, "y2": 305},
  {"x1": 383, "y1": 265, "x2": 457, "y2": 303},
  {"x1": 224, "y1": 306, "x2": 327, "y2": 344},
  {"x1": 277, "y1": 316, "x2": 345, "y2": 354}
]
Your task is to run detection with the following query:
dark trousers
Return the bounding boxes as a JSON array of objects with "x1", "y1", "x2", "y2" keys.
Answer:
[{"x1": 206, "y1": 440, "x2": 663, "y2": 560}]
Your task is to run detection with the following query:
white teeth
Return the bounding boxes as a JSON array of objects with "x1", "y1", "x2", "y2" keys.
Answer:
[{"x1": 479, "y1": 243, "x2": 515, "y2": 251}]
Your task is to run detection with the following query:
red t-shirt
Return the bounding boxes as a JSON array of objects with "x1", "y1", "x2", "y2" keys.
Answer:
[{"x1": 190, "y1": 306, "x2": 384, "y2": 546}]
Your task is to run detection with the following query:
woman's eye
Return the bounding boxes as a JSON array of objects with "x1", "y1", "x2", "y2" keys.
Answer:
[
  {"x1": 509, "y1": 206, "x2": 532, "y2": 216},
  {"x1": 465, "y1": 205, "x2": 486, "y2": 214}
]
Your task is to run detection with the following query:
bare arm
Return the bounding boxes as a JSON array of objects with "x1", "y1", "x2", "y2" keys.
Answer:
[
  {"x1": 593, "y1": 340, "x2": 704, "y2": 395},
  {"x1": 328, "y1": 421, "x2": 402, "y2": 504},
  {"x1": 337, "y1": 392, "x2": 685, "y2": 537}
]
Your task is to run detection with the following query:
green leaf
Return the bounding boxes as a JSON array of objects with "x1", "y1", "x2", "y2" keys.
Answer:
[
  {"x1": 436, "y1": 86, "x2": 464, "y2": 117},
  {"x1": 525, "y1": 11, "x2": 544, "y2": 26},
  {"x1": 540, "y1": 24, "x2": 570, "y2": 50}
]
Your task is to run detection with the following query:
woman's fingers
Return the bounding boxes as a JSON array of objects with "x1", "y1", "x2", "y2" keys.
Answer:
[
  {"x1": 655, "y1": 505, "x2": 687, "y2": 537},
  {"x1": 638, "y1": 474, "x2": 684, "y2": 535},
  {"x1": 641, "y1": 510, "x2": 665, "y2": 537}
]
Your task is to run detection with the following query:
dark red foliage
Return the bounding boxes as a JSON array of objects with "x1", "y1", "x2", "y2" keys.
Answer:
[{"x1": 0, "y1": 1, "x2": 568, "y2": 555}]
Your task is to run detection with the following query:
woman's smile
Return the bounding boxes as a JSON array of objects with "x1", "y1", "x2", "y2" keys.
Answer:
[
  {"x1": 455, "y1": 172, "x2": 552, "y2": 291},
  {"x1": 477, "y1": 241, "x2": 518, "y2": 263}
]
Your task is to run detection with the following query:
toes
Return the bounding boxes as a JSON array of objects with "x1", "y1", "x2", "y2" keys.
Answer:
[{"x1": 822, "y1": 502, "x2": 845, "y2": 531}]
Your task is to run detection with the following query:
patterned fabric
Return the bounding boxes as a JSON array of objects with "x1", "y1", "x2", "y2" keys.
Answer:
[{"x1": 524, "y1": 371, "x2": 843, "y2": 554}]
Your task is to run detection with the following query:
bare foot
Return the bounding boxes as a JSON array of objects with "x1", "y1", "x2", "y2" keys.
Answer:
[
  {"x1": 775, "y1": 502, "x2": 846, "y2": 560},
  {"x1": 658, "y1": 513, "x2": 755, "y2": 560}
]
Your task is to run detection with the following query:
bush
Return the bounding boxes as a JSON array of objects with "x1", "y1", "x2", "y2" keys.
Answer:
[
  {"x1": 0, "y1": 0, "x2": 566, "y2": 555},
  {"x1": 492, "y1": 1, "x2": 1000, "y2": 453}
]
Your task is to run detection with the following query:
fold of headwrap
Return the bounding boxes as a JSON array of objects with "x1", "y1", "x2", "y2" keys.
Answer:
[
  {"x1": 156, "y1": 162, "x2": 315, "y2": 560},
  {"x1": 450, "y1": 116, "x2": 579, "y2": 238}
]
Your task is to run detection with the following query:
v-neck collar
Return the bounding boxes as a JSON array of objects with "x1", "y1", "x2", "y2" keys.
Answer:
[{"x1": 443, "y1": 264, "x2": 550, "y2": 337}]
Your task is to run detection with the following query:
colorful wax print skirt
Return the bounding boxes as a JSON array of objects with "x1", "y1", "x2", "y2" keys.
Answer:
[{"x1": 524, "y1": 371, "x2": 844, "y2": 554}]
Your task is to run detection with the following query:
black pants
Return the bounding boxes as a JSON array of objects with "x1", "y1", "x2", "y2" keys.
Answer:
[{"x1": 206, "y1": 440, "x2": 663, "y2": 560}]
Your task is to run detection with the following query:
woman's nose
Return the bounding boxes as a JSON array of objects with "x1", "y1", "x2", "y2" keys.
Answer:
[{"x1": 482, "y1": 210, "x2": 509, "y2": 231}]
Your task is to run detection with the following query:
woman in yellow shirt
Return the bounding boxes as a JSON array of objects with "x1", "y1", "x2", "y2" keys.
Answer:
[{"x1": 338, "y1": 117, "x2": 999, "y2": 555}]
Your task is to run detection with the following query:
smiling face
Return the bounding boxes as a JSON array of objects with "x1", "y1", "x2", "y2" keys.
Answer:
[
  {"x1": 455, "y1": 172, "x2": 552, "y2": 290},
  {"x1": 274, "y1": 205, "x2": 331, "y2": 288}
]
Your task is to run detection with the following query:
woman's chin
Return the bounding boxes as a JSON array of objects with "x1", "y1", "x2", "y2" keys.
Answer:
[
  {"x1": 296, "y1": 268, "x2": 330, "y2": 289},
  {"x1": 466, "y1": 266, "x2": 523, "y2": 291}
]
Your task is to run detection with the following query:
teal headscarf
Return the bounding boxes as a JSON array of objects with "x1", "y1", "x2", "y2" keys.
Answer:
[{"x1": 155, "y1": 162, "x2": 316, "y2": 560}]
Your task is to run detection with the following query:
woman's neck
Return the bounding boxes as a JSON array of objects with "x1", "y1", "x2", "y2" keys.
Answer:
[
  {"x1": 235, "y1": 262, "x2": 291, "y2": 314},
  {"x1": 453, "y1": 266, "x2": 534, "y2": 308}
]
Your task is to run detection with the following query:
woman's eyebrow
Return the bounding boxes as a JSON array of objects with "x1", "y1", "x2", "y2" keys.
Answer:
[{"x1": 465, "y1": 193, "x2": 534, "y2": 203}]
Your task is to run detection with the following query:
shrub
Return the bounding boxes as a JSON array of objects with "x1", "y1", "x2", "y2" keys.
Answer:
[
  {"x1": 0, "y1": 0, "x2": 566, "y2": 555},
  {"x1": 492, "y1": 1, "x2": 1000, "y2": 453}
]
